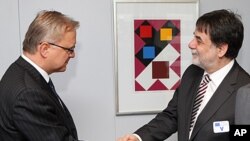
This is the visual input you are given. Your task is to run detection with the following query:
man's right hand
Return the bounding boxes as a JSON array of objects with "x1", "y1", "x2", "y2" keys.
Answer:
[{"x1": 116, "y1": 134, "x2": 140, "y2": 141}]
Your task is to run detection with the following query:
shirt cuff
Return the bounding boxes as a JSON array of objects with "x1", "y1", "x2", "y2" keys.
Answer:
[{"x1": 133, "y1": 133, "x2": 142, "y2": 141}]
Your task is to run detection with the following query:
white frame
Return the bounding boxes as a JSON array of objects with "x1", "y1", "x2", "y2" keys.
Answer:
[{"x1": 114, "y1": 0, "x2": 199, "y2": 115}]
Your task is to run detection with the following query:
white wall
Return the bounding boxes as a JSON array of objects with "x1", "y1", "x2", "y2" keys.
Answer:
[
  {"x1": 0, "y1": 0, "x2": 20, "y2": 78},
  {"x1": 0, "y1": 0, "x2": 250, "y2": 141}
]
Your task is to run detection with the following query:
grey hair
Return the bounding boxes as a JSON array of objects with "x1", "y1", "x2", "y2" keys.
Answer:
[{"x1": 23, "y1": 10, "x2": 79, "y2": 53}]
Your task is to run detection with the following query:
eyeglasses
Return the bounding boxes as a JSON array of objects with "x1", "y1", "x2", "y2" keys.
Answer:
[{"x1": 47, "y1": 42, "x2": 75, "y2": 54}]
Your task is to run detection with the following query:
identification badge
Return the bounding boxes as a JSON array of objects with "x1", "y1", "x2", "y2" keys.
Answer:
[{"x1": 213, "y1": 121, "x2": 230, "y2": 133}]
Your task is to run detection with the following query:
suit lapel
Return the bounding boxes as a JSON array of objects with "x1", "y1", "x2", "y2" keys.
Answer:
[
  {"x1": 15, "y1": 57, "x2": 78, "y2": 139},
  {"x1": 45, "y1": 80, "x2": 78, "y2": 138},
  {"x1": 47, "y1": 87, "x2": 78, "y2": 138},
  {"x1": 186, "y1": 72, "x2": 204, "y2": 113},
  {"x1": 190, "y1": 62, "x2": 239, "y2": 140},
  {"x1": 181, "y1": 66, "x2": 204, "y2": 140},
  {"x1": 16, "y1": 57, "x2": 65, "y2": 112},
  {"x1": 61, "y1": 102, "x2": 78, "y2": 138}
]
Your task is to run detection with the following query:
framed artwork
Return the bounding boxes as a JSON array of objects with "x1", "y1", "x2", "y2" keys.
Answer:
[{"x1": 114, "y1": 0, "x2": 199, "y2": 115}]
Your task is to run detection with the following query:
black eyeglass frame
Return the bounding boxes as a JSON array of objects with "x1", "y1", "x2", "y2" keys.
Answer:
[{"x1": 47, "y1": 42, "x2": 75, "y2": 54}]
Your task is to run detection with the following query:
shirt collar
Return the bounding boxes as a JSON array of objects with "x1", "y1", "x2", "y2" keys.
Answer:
[
  {"x1": 205, "y1": 60, "x2": 235, "y2": 87},
  {"x1": 21, "y1": 54, "x2": 50, "y2": 83}
]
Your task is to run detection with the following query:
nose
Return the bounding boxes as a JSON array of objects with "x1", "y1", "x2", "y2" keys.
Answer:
[
  {"x1": 69, "y1": 51, "x2": 75, "y2": 58},
  {"x1": 188, "y1": 38, "x2": 196, "y2": 49}
]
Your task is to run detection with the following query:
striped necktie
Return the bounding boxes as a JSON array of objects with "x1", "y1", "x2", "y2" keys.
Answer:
[{"x1": 190, "y1": 74, "x2": 211, "y2": 130}]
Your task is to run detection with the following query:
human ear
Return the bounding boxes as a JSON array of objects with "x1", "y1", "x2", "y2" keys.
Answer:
[
  {"x1": 217, "y1": 43, "x2": 228, "y2": 58},
  {"x1": 38, "y1": 42, "x2": 50, "y2": 58}
]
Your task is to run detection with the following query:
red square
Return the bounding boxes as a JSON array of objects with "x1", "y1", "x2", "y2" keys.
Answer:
[
  {"x1": 140, "y1": 25, "x2": 152, "y2": 38},
  {"x1": 152, "y1": 61, "x2": 169, "y2": 79}
]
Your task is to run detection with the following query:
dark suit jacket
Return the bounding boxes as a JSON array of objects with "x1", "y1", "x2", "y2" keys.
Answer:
[
  {"x1": 0, "y1": 57, "x2": 79, "y2": 141},
  {"x1": 135, "y1": 61, "x2": 250, "y2": 141},
  {"x1": 235, "y1": 83, "x2": 250, "y2": 125}
]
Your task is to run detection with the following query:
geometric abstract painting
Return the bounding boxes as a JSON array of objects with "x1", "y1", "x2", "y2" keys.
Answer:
[
  {"x1": 114, "y1": 0, "x2": 198, "y2": 114},
  {"x1": 134, "y1": 20, "x2": 181, "y2": 91}
]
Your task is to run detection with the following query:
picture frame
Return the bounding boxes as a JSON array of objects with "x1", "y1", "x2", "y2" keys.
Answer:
[{"x1": 114, "y1": 0, "x2": 199, "y2": 115}]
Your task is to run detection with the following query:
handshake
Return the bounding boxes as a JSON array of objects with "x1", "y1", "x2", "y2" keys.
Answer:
[{"x1": 116, "y1": 134, "x2": 140, "y2": 141}]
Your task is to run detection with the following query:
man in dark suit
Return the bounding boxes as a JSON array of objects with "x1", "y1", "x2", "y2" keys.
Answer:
[
  {"x1": 235, "y1": 83, "x2": 250, "y2": 124},
  {"x1": 0, "y1": 10, "x2": 81, "y2": 140},
  {"x1": 117, "y1": 9, "x2": 250, "y2": 141}
]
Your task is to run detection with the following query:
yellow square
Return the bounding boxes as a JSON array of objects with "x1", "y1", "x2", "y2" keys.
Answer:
[{"x1": 160, "y1": 28, "x2": 172, "y2": 41}]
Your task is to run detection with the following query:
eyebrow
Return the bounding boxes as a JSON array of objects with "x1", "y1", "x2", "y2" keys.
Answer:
[{"x1": 193, "y1": 32, "x2": 203, "y2": 42}]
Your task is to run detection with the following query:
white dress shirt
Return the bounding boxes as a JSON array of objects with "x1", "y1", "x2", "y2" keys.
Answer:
[
  {"x1": 189, "y1": 60, "x2": 234, "y2": 137},
  {"x1": 21, "y1": 54, "x2": 50, "y2": 83}
]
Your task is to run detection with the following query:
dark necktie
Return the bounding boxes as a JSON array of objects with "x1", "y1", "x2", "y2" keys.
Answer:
[
  {"x1": 190, "y1": 74, "x2": 211, "y2": 130},
  {"x1": 48, "y1": 79, "x2": 65, "y2": 110}
]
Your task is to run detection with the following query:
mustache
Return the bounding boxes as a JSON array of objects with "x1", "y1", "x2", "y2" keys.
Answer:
[{"x1": 191, "y1": 50, "x2": 198, "y2": 55}]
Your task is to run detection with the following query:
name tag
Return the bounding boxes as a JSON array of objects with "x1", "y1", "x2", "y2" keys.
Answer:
[{"x1": 213, "y1": 121, "x2": 230, "y2": 133}]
